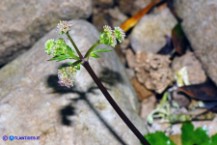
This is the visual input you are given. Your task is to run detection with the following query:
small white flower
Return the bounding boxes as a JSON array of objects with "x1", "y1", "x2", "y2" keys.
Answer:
[
  {"x1": 57, "y1": 21, "x2": 72, "y2": 34},
  {"x1": 99, "y1": 25, "x2": 125, "y2": 47},
  {"x1": 113, "y1": 27, "x2": 125, "y2": 43},
  {"x1": 58, "y1": 66, "x2": 76, "y2": 88},
  {"x1": 103, "y1": 25, "x2": 112, "y2": 34}
]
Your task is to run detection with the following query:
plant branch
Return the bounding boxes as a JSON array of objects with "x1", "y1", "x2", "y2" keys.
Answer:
[
  {"x1": 66, "y1": 32, "x2": 150, "y2": 145},
  {"x1": 82, "y1": 61, "x2": 150, "y2": 145},
  {"x1": 66, "y1": 32, "x2": 83, "y2": 59},
  {"x1": 84, "y1": 40, "x2": 100, "y2": 58}
]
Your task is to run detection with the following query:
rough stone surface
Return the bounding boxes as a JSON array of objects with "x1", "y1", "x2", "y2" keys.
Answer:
[
  {"x1": 172, "y1": 91, "x2": 190, "y2": 107},
  {"x1": 140, "y1": 96, "x2": 156, "y2": 120},
  {"x1": 130, "y1": 8, "x2": 177, "y2": 53},
  {"x1": 172, "y1": 51, "x2": 206, "y2": 107},
  {"x1": 174, "y1": 0, "x2": 217, "y2": 85},
  {"x1": 0, "y1": 0, "x2": 92, "y2": 67},
  {"x1": 118, "y1": 0, "x2": 151, "y2": 15},
  {"x1": 0, "y1": 20, "x2": 147, "y2": 145},
  {"x1": 131, "y1": 77, "x2": 153, "y2": 101},
  {"x1": 92, "y1": 7, "x2": 127, "y2": 31},
  {"x1": 93, "y1": 0, "x2": 114, "y2": 7},
  {"x1": 126, "y1": 50, "x2": 174, "y2": 93},
  {"x1": 108, "y1": 7, "x2": 128, "y2": 27},
  {"x1": 172, "y1": 51, "x2": 206, "y2": 84}
]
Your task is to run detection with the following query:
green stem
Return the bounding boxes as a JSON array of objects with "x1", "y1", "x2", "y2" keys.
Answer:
[
  {"x1": 84, "y1": 40, "x2": 100, "y2": 58},
  {"x1": 66, "y1": 32, "x2": 83, "y2": 59}
]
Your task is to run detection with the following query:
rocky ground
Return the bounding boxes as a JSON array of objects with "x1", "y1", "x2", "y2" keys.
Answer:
[{"x1": 0, "y1": 0, "x2": 217, "y2": 145}]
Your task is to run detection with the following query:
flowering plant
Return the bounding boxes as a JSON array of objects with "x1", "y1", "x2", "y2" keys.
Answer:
[{"x1": 44, "y1": 21, "x2": 149, "y2": 145}]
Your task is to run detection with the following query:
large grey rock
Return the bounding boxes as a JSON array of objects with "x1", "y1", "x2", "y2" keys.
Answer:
[
  {"x1": 0, "y1": 20, "x2": 147, "y2": 145},
  {"x1": 130, "y1": 8, "x2": 177, "y2": 53},
  {"x1": 0, "y1": 0, "x2": 92, "y2": 67},
  {"x1": 174, "y1": 0, "x2": 217, "y2": 85}
]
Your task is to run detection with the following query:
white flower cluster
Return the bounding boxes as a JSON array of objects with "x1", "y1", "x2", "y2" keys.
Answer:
[
  {"x1": 100, "y1": 25, "x2": 125, "y2": 47},
  {"x1": 58, "y1": 66, "x2": 76, "y2": 88},
  {"x1": 57, "y1": 21, "x2": 72, "y2": 34}
]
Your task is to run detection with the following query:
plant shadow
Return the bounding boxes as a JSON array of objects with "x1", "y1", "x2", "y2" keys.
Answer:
[{"x1": 46, "y1": 66, "x2": 127, "y2": 145}]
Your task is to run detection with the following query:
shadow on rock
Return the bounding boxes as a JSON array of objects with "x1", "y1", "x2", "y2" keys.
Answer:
[
  {"x1": 46, "y1": 67, "x2": 127, "y2": 145},
  {"x1": 59, "y1": 104, "x2": 76, "y2": 126}
]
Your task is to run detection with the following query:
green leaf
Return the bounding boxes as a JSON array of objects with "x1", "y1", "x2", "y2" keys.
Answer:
[
  {"x1": 181, "y1": 122, "x2": 210, "y2": 145},
  {"x1": 210, "y1": 134, "x2": 217, "y2": 145},
  {"x1": 181, "y1": 122, "x2": 195, "y2": 145},
  {"x1": 92, "y1": 48, "x2": 112, "y2": 53},
  {"x1": 194, "y1": 127, "x2": 209, "y2": 143},
  {"x1": 45, "y1": 39, "x2": 55, "y2": 55},
  {"x1": 48, "y1": 55, "x2": 70, "y2": 62},
  {"x1": 45, "y1": 38, "x2": 80, "y2": 61},
  {"x1": 145, "y1": 131, "x2": 175, "y2": 145},
  {"x1": 84, "y1": 40, "x2": 100, "y2": 58},
  {"x1": 70, "y1": 60, "x2": 82, "y2": 66},
  {"x1": 75, "y1": 64, "x2": 81, "y2": 70},
  {"x1": 65, "y1": 46, "x2": 79, "y2": 60},
  {"x1": 89, "y1": 48, "x2": 112, "y2": 59},
  {"x1": 90, "y1": 52, "x2": 100, "y2": 58},
  {"x1": 70, "y1": 60, "x2": 82, "y2": 70}
]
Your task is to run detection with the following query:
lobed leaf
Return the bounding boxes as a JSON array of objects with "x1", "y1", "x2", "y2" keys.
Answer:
[
  {"x1": 181, "y1": 122, "x2": 210, "y2": 145},
  {"x1": 145, "y1": 131, "x2": 176, "y2": 145}
]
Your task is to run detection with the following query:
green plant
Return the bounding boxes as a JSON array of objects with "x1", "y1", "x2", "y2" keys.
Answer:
[
  {"x1": 44, "y1": 21, "x2": 150, "y2": 145},
  {"x1": 145, "y1": 122, "x2": 217, "y2": 145}
]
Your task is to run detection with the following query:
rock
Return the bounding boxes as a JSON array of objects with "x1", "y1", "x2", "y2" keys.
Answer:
[
  {"x1": 93, "y1": 0, "x2": 114, "y2": 7},
  {"x1": 92, "y1": 8, "x2": 109, "y2": 31},
  {"x1": 126, "y1": 50, "x2": 174, "y2": 93},
  {"x1": 126, "y1": 49, "x2": 136, "y2": 68},
  {"x1": 172, "y1": 91, "x2": 190, "y2": 107},
  {"x1": 130, "y1": 8, "x2": 177, "y2": 53},
  {"x1": 135, "y1": 52, "x2": 174, "y2": 93},
  {"x1": 125, "y1": 68, "x2": 135, "y2": 80},
  {"x1": 140, "y1": 96, "x2": 156, "y2": 120},
  {"x1": 172, "y1": 51, "x2": 206, "y2": 84},
  {"x1": 119, "y1": 39, "x2": 130, "y2": 53},
  {"x1": 108, "y1": 7, "x2": 128, "y2": 27},
  {"x1": 133, "y1": 0, "x2": 152, "y2": 13},
  {"x1": 118, "y1": 0, "x2": 151, "y2": 15},
  {"x1": 118, "y1": 0, "x2": 134, "y2": 15},
  {"x1": 174, "y1": 0, "x2": 217, "y2": 85},
  {"x1": 172, "y1": 51, "x2": 206, "y2": 107},
  {"x1": 131, "y1": 77, "x2": 153, "y2": 101},
  {"x1": 0, "y1": 0, "x2": 92, "y2": 67},
  {"x1": 92, "y1": 7, "x2": 127, "y2": 31},
  {"x1": 0, "y1": 20, "x2": 148, "y2": 145}
]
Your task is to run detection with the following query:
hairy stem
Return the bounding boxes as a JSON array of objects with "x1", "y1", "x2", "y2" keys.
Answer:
[{"x1": 82, "y1": 61, "x2": 150, "y2": 145}]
